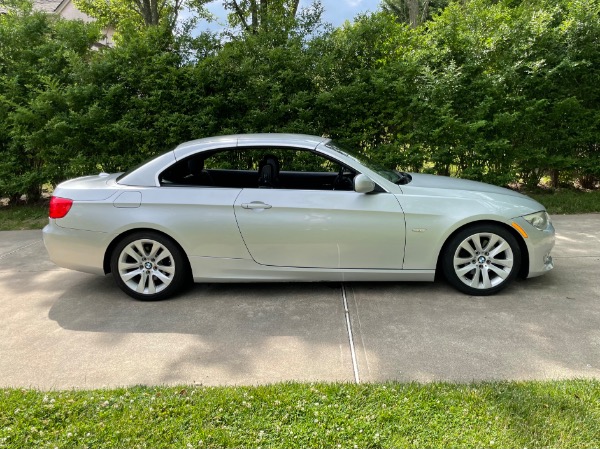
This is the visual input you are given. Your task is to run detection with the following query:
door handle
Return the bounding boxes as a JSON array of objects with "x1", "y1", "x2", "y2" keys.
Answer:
[{"x1": 241, "y1": 202, "x2": 272, "y2": 210}]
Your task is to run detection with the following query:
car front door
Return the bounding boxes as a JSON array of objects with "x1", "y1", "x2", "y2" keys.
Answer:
[{"x1": 234, "y1": 188, "x2": 406, "y2": 269}]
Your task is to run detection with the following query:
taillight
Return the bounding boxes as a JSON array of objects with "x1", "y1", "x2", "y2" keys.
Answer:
[{"x1": 49, "y1": 196, "x2": 73, "y2": 219}]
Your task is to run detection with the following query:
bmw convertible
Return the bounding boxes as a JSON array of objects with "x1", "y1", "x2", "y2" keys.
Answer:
[{"x1": 43, "y1": 134, "x2": 555, "y2": 300}]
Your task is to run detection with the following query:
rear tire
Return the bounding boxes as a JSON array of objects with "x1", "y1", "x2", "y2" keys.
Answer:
[
  {"x1": 110, "y1": 231, "x2": 189, "y2": 301},
  {"x1": 442, "y1": 224, "x2": 521, "y2": 296}
]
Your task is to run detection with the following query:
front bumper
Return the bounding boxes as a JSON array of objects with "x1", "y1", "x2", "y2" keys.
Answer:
[{"x1": 512, "y1": 217, "x2": 556, "y2": 278}]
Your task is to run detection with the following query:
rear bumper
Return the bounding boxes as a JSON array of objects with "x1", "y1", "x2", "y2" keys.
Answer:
[{"x1": 43, "y1": 220, "x2": 109, "y2": 276}]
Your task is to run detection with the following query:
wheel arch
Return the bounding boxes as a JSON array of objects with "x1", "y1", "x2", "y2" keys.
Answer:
[
  {"x1": 435, "y1": 220, "x2": 530, "y2": 279},
  {"x1": 103, "y1": 228, "x2": 192, "y2": 276}
]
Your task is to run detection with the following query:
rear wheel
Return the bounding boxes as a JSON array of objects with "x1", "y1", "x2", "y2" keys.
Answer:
[
  {"x1": 442, "y1": 224, "x2": 521, "y2": 296},
  {"x1": 110, "y1": 231, "x2": 189, "y2": 301}
]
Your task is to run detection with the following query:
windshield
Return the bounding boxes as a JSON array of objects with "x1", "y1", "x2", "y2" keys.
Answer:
[{"x1": 325, "y1": 141, "x2": 404, "y2": 184}]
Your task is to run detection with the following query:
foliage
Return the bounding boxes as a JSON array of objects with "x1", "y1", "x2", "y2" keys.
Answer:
[
  {"x1": 0, "y1": 5, "x2": 101, "y2": 201},
  {"x1": 382, "y1": 0, "x2": 450, "y2": 27},
  {"x1": 223, "y1": 0, "x2": 324, "y2": 37},
  {"x1": 74, "y1": 0, "x2": 211, "y2": 31},
  {"x1": 0, "y1": 0, "x2": 599, "y2": 199},
  {"x1": 2, "y1": 380, "x2": 600, "y2": 448}
]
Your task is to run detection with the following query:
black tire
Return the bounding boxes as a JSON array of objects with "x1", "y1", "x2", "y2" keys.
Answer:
[
  {"x1": 442, "y1": 224, "x2": 521, "y2": 296},
  {"x1": 110, "y1": 231, "x2": 190, "y2": 301}
]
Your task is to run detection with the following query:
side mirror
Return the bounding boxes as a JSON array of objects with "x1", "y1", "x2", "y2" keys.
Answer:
[{"x1": 354, "y1": 173, "x2": 376, "y2": 193}]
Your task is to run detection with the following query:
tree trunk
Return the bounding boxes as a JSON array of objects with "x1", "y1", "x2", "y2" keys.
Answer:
[
  {"x1": 579, "y1": 174, "x2": 598, "y2": 190},
  {"x1": 250, "y1": 0, "x2": 259, "y2": 32},
  {"x1": 259, "y1": 0, "x2": 268, "y2": 31},
  {"x1": 550, "y1": 169, "x2": 559, "y2": 189},
  {"x1": 408, "y1": 0, "x2": 419, "y2": 28}
]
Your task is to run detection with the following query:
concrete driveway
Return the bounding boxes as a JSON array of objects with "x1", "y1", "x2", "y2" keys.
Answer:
[{"x1": 0, "y1": 214, "x2": 599, "y2": 389}]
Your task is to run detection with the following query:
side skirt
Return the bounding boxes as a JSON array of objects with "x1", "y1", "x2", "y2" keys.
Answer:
[{"x1": 189, "y1": 256, "x2": 435, "y2": 283}]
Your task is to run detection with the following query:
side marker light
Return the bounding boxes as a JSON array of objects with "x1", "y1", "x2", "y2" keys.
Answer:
[{"x1": 511, "y1": 222, "x2": 528, "y2": 239}]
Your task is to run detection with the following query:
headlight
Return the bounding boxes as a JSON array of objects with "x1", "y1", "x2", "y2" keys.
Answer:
[{"x1": 523, "y1": 211, "x2": 550, "y2": 231}]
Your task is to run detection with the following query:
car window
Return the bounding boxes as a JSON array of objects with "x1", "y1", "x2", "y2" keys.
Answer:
[
  {"x1": 325, "y1": 141, "x2": 405, "y2": 184},
  {"x1": 159, "y1": 147, "x2": 356, "y2": 191}
]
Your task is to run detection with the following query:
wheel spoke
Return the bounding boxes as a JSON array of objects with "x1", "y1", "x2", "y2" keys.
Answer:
[
  {"x1": 458, "y1": 241, "x2": 476, "y2": 257},
  {"x1": 124, "y1": 247, "x2": 142, "y2": 263},
  {"x1": 490, "y1": 257, "x2": 513, "y2": 268},
  {"x1": 154, "y1": 269, "x2": 172, "y2": 284},
  {"x1": 454, "y1": 256, "x2": 473, "y2": 265},
  {"x1": 133, "y1": 241, "x2": 148, "y2": 258},
  {"x1": 147, "y1": 275, "x2": 157, "y2": 294},
  {"x1": 158, "y1": 265, "x2": 175, "y2": 274},
  {"x1": 119, "y1": 261, "x2": 140, "y2": 270},
  {"x1": 471, "y1": 234, "x2": 484, "y2": 253},
  {"x1": 155, "y1": 249, "x2": 173, "y2": 265},
  {"x1": 456, "y1": 265, "x2": 475, "y2": 276},
  {"x1": 468, "y1": 266, "x2": 481, "y2": 287},
  {"x1": 148, "y1": 242, "x2": 160, "y2": 259},
  {"x1": 489, "y1": 241, "x2": 510, "y2": 258},
  {"x1": 136, "y1": 271, "x2": 148, "y2": 293},
  {"x1": 481, "y1": 234, "x2": 498, "y2": 252},
  {"x1": 481, "y1": 267, "x2": 493, "y2": 289},
  {"x1": 121, "y1": 268, "x2": 143, "y2": 282},
  {"x1": 488, "y1": 264, "x2": 510, "y2": 279}
]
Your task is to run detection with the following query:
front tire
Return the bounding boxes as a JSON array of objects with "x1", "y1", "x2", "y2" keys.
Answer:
[
  {"x1": 110, "y1": 231, "x2": 189, "y2": 301},
  {"x1": 442, "y1": 224, "x2": 521, "y2": 296}
]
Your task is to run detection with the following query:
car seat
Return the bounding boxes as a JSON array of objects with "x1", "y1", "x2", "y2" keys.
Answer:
[{"x1": 257, "y1": 155, "x2": 280, "y2": 188}]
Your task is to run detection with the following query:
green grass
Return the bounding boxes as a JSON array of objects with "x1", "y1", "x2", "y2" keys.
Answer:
[
  {"x1": 1, "y1": 381, "x2": 599, "y2": 448},
  {"x1": 527, "y1": 189, "x2": 600, "y2": 215},
  {"x1": 0, "y1": 203, "x2": 48, "y2": 231}
]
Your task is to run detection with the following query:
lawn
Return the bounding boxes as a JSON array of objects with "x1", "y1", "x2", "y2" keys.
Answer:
[
  {"x1": 527, "y1": 189, "x2": 600, "y2": 215},
  {"x1": 1, "y1": 381, "x2": 599, "y2": 448},
  {"x1": 0, "y1": 203, "x2": 48, "y2": 231}
]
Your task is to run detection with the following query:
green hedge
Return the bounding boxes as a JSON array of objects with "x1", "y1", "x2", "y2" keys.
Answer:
[{"x1": 1, "y1": 0, "x2": 599, "y2": 200}]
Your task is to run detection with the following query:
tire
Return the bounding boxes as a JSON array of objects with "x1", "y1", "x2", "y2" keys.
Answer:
[
  {"x1": 110, "y1": 231, "x2": 189, "y2": 301},
  {"x1": 442, "y1": 224, "x2": 521, "y2": 296}
]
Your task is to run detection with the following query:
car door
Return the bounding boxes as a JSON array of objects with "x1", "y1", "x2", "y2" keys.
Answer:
[{"x1": 234, "y1": 188, "x2": 406, "y2": 269}]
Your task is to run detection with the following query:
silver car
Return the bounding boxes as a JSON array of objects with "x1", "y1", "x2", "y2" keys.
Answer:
[{"x1": 43, "y1": 134, "x2": 555, "y2": 300}]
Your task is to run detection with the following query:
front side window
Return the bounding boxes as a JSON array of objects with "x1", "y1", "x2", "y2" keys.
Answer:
[{"x1": 325, "y1": 141, "x2": 405, "y2": 184}]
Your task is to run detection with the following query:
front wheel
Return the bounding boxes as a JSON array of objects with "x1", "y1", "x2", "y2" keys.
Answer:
[
  {"x1": 442, "y1": 224, "x2": 521, "y2": 296},
  {"x1": 110, "y1": 231, "x2": 189, "y2": 301}
]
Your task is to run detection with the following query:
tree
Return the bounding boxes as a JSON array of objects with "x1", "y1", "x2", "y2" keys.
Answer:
[
  {"x1": 75, "y1": 0, "x2": 211, "y2": 30},
  {"x1": 0, "y1": 3, "x2": 101, "y2": 201},
  {"x1": 223, "y1": 0, "x2": 323, "y2": 35},
  {"x1": 381, "y1": 0, "x2": 450, "y2": 27}
]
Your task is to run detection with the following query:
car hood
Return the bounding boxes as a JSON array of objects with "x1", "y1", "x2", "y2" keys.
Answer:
[
  {"x1": 403, "y1": 173, "x2": 546, "y2": 216},
  {"x1": 408, "y1": 173, "x2": 525, "y2": 199}
]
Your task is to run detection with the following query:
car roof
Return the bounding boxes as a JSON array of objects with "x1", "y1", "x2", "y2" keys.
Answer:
[
  {"x1": 173, "y1": 134, "x2": 330, "y2": 159},
  {"x1": 118, "y1": 134, "x2": 332, "y2": 187}
]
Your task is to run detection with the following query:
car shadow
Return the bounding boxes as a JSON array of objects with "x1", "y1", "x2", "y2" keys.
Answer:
[
  {"x1": 48, "y1": 276, "x2": 348, "y2": 336},
  {"x1": 47, "y1": 277, "x2": 357, "y2": 383}
]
